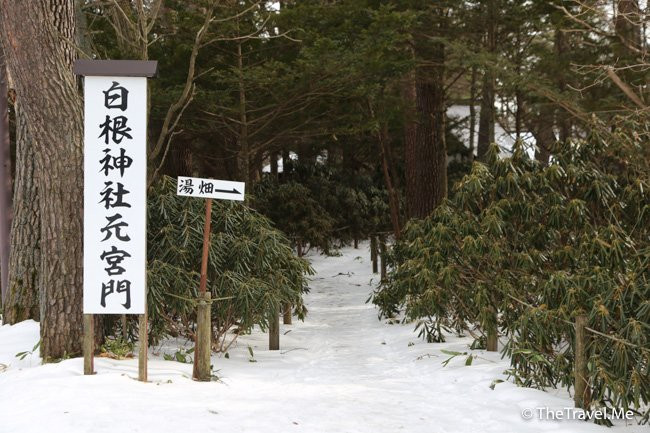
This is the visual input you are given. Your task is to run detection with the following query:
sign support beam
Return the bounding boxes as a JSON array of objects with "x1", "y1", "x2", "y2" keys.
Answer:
[{"x1": 193, "y1": 197, "x2": 213, "y2": 381}]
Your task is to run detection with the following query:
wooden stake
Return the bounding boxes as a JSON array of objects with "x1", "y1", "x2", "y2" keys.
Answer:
[
  {"x1": 269, "y1": 312, "x2": 280, "y2": 350},
  {"x1": 138, "y1": 312, "x2": 147, "y2": 382},
  {"x1": 283, "y1": 303, "x2": 292, "y2": 325},
  {"x1": 379, "y1": 235, "x2": 387, "y2": 282},
  {"x1": 199, "y1": 198, "x2": 213, "y2": 294},
  {"x1": 486, "y1": 306, "x2": 498, "y2": 352},
  {"x1": 192, "y1": 198, "x2": 213, "y2": 381},
  {"x1": 574, "y1": 314, "x2": 591, "y2": 409},
  {"x1": 83, "y1": 314, "x2": 94, "y2": 375},
  {"x1": 193, "y1": 292, "x2": 212, "y2": 381},
  {"x1": 370, "y1": 235, "x2": 378, "y2": 274},
  {"x1": 486, "y1": 328, "x2": 498, "y2": 352}
]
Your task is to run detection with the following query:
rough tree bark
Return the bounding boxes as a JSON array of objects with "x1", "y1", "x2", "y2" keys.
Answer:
[
  {"x1": 477, "y1": 0, "x2": 496, "y2": 160},
  {"x1": 236, "y1": 39, "x2": 250, "y2": 183},
  {"x1": 469, "y1": 65, "x2": 477, "y2": 156},
  {"x1": 531, "y1": 102, "x2": 555, "y2": 165},
  {"x1": 410, "y1": 40, "x2": 447, "y2": 219},
  {"x1": 402, "y1": 64, "x2": 418, "y2": 219},
  {"x1": 0, "y1": 0, "x2": 84, "y2": 359},
  {"x1": 555, "y1": 25, "x2": 570, "y2": 144},
  {"x1": 377, "y1": 120, "x2": 401, "y2": 238},
  {"x1": 0, "y1": 36, "x2": 10, "y2": 307},
  {"x1": 3, "y1": 106, "x2": 40, "y2": 324}
]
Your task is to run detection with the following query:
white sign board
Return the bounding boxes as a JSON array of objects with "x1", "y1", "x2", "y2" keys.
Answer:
[
  {"x1": 83, "y1": 77, "x2": 147, "y2": 314},
  {"x1": 177, "y1": 176, "x2": 245, "y2": 201}
]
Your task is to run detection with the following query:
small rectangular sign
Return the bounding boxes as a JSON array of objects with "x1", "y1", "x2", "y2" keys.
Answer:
[
  {"x1": 177, "y1": 176, "x2": 245, "y2": 201},
  {"x1": 83, "y1": 76, "x2": 147, "y2": 314}
]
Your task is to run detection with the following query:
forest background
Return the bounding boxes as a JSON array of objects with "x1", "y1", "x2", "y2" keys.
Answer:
[{"x1": 0, "y1": 0, "x2": 648, "y2": 425}]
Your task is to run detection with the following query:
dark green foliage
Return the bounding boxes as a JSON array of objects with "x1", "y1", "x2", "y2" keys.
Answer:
[
  {"x1": 100, "y1": 338, "x2": 134, "y2": 360},
  {"x1": 253, "y1": 162, "x2": 393, "y2": 252},
  {"x1": 374, "y1": 134, "x2": 649, "y2": 423},
  {"x1": 147, "y1": 176, "x2": 313, "y2": 352},
  {"x1": 251, "y1": 180, "x2": 335, "y2": 252}
]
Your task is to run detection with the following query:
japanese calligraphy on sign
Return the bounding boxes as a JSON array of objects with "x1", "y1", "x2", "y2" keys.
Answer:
[
  {"x1": 83, "y1": 77, "x2": 147, "y2": 314},
  {"x1": 177, "y1": 176, "x2": 245, "y2": 201}
]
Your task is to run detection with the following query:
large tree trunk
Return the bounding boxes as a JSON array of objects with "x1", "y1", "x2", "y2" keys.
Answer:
[
  {"x1": 477, "y1": 0, "x2": 496, "y2": 160},
  {"x1": 411, "y1": 41, "x2": 447, "y2": 219},
  {"x1": 236, "y1": 39, "x2": 250, "y2": 183},
  {"x1": 378, "y1": 122, "x2": 401, "y2": 238},
  {"x1": 531, "y1": 102, "x2": 555, "y2": 165},
  {"x1": 554, "y1": 26, "x2": 570, "y2": 144},
  {"x1": 0, "y1": 0, "x2": 84, "y2": 360},
  {"x1": 402, "y1": 64, "x2": 418, "y2": 219},
  {"x1": 0, "y1": 38, "x2": 10, "y2": 306},
  {"x1": 3, "y1": 106, "x2": 40, "y2": 324},
  {"x1": 469, "y1": 65, "x2": 477, "y2": 156},
  {"x1": 477, "y1": 73, "x2": 495, "y2": 159}
]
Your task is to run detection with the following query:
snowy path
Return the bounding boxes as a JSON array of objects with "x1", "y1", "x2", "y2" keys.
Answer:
[{"x1": 0, "y1": 244, "x2": 644, "y2": 433}]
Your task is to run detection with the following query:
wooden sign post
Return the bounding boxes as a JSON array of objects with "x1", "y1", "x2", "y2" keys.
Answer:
[
  {"x1": 75, "y1": 60, "x2": 157, "y2": 381},
  {"x1": 177, "y1": 176, "x2": 245, "y2": 381}
]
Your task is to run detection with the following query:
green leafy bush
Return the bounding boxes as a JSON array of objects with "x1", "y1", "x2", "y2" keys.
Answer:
[
  {"x1": 100, "y1": 338, "x2": 134, "y2": 360},
  {"x1": 251, "y1": 180, "x2": 335, "y2": 253},
  {"x1": 253, "y1": 162, "x2": 393, "y2": 253},
  {"x1": 147, "y1": 176, "x2": 313, "y2": 353},
  {"x1": 374, "y1": 138, "x2": 649, "y2": 424}
]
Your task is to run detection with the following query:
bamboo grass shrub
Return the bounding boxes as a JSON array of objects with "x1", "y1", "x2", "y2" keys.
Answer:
[
  {"x1": 147, "y1": 176, "x2": 313, "y2": 352},
  {"x1": 253, "y1": 163, "x2": 393, "y2": 252},
  {"x1": 373, "y1": 136, "x2": 649, "y2": 424},
  {"x1": 251, "y1": 180, "x2": 336, "y2": 253}
]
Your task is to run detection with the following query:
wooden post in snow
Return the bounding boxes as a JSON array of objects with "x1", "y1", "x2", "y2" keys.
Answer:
[
  {"x1": 192, "y1": 197, "x2": 213, "y2": 381},
  {"x1": 83, "y1": 314, "x2": 94, "y2": 375},
  {"x1": 269, "y1": 311, "x2": 280, "y2": 350},
  {"x1": 379, "y1": 235, "x2": 387, "y2": 282},
  {"x1": 370, "y1": 235, "x2": 378, "y2": 274},
  {"x1": 138, "y1": 312, "x2": 148, "y2": 382},
  {"x1": 193, "y1": 292, "x2": 212, "y2": 381},
  {"x1": 486, "y1": 305, "x2": 498, "y2": 352},
  {"x1": 283, "y1": 304, "x2": 292, "y2": 325},
  {"x1": 574, "y1": 314, "x2": 590, "y2": 409}
]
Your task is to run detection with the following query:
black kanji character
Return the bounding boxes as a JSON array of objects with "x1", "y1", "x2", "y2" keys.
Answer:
[
  {"x1": 99, "y1": 115, "x2": 132, "y2": 145},
  {"x1": 100, "y1": 279, "x2": 131, "y2": 309},
  {"x1": 178, "y1": 178, "x2": 194, "y2": 194},
  {"x1": 100, "y1": 246, "x2": 131, "y2": 276},
  {"x1": 99, "y1": 148, "x2": 133, "y2": 177},
  {"x1": 103, "y1": 81, "x2": 129, "y2": 111},
  {"x1": 99, "y1": 181, "x2": 131, "y2": 209},
  {"x1": 100, "y1": 213, "x2": 131, "y2": 242}
]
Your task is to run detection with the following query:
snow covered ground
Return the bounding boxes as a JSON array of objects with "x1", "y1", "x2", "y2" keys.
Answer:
[{"x1": 0, "y1": 244, "x2": 645, "y2": 433}]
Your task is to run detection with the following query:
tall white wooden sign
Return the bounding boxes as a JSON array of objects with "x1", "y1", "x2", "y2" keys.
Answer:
[{"x1": 83, "y1": 77, "x2": 147, "y2": 314}]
